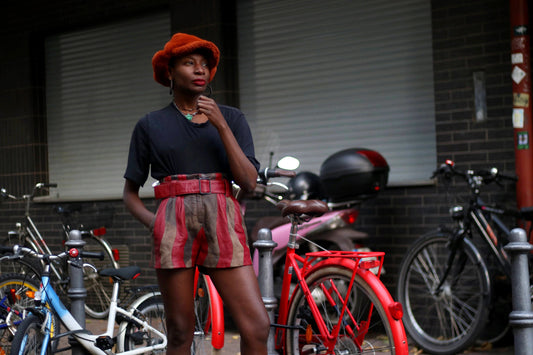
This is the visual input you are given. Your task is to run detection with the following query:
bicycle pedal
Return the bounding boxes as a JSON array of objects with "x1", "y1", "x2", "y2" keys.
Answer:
[{"x1": 96, "y1": 335, "x2": 114, "y2": 350}]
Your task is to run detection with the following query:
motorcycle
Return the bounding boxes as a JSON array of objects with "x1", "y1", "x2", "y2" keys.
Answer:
[{"x1": 237, "y1": 148, "x2": 390, "y2": 291}]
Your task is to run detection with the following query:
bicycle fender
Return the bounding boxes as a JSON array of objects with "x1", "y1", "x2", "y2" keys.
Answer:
[
  {"x1": 204, "y1": 274, "x2": 225, "y2": 350},
  {"x1": 303, "y1": 258, "x2": 409, "y2": 354}
]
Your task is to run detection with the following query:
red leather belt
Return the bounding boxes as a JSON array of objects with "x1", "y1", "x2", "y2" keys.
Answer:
[{"x1": 154, "y1": 178, "x2": 231, "y2": 199}]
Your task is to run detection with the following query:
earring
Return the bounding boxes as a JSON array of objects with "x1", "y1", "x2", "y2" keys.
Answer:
[{"x1": 169, "y1": 79, "x2": 174, "y2": 95}]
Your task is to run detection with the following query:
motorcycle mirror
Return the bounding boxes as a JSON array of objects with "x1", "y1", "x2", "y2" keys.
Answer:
[{"x1": 277, "y1": 156, "x2": 300, "y2": 170}]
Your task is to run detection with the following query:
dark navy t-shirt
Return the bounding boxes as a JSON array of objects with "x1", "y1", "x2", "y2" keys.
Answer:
[{"x1": 124, "y1": 103, "x2": 259, "y2": 187}]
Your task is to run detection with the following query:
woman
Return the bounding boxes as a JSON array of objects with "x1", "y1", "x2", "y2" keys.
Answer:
[{"x1": 123, "y1": 33, "x2": 269, "y2": 354}]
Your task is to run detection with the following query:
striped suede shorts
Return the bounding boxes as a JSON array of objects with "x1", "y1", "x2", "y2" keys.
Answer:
[{"x1": 151, "y1": 173, "x2": 252, "y2": 269}]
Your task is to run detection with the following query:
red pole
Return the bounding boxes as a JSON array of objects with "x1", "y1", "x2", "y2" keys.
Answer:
[{"x1": 510, "y1": 0, "x2": 533, "y2": 242}]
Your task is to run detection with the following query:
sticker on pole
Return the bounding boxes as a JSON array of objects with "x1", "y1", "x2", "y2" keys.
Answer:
[
  {"x1": 513, "y1": 108, "x2": 525, "y2": 128},
  {"x1": 517, "y1": 131, "x2": 529, "y2": 150},
  {"x1": 512, "y1": 53, "x2": 524, "y2": 64},
  {"x1": 512, "y1": 66, "x2": 527, "y2": 84},
  {"x1": 513, "y1": 93, "x2": 530, "y2": 108}
]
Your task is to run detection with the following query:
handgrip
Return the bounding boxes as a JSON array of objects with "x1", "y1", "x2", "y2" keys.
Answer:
[
  {"x1": 0, "y1": 245, "x2": 14, "y2": 254},
  {"x1": 80, "y1": 251, "x2": 105, "y2": 260},
  {"x1": 261, "y1": 168, "x2": 297, "y2": 179}
]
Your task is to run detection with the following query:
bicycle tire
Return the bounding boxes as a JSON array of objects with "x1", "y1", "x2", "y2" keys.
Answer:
[
  {"x1": 81, "y1": 235, "x2": 118, "y2": 318},
  {"x1": 10, "y1": 314, "x2": 52, "y2": 355},
  {"x1": 285, "y1": 265, "x2": 403, "y2": 354},
  {"x1": 121, "y1": 296, "x2": 166, "y2": 353},
  {"x1": 397, "y1": 230, "x2": 490, "y2": 355}
]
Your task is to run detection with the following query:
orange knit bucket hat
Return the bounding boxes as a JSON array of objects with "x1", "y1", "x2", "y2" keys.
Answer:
[{"x1": 152, "y1": 33, "x2": 220, "y2": 87}]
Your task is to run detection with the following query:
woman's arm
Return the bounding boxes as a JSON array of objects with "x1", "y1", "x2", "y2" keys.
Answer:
[
  {"x1": 123, "y1": 179, "x2": 156, "y2": 229},
  {"x1": 198, "y1": 95, "x2": 257, "y2": 192}
]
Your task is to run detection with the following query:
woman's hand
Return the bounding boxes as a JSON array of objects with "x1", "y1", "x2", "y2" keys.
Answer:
[
  {"x1": 197, "y1": 95, "x2": 226, "y2": 129},
  {"x1": 123, "y1": 179, "x2": 156, "y2": 231}
]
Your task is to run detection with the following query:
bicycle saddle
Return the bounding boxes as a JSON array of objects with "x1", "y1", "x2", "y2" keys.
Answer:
[
  {"x1": 100, "y1": 265, "x2": 141, "y2": 281},
  {"x1": 276, "y1": 199, "x2": 329, "y2": 218}
]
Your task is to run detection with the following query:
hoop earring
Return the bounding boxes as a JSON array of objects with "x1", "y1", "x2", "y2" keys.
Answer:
[
  {"x1": 204, "y1": 85, "x2": 212, "y2": 97},
  {"x1": 169, "y1": 79, "x2": 174, "y2": 96}
]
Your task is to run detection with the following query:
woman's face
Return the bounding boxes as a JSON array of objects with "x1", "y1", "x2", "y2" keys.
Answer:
[{"x1": 169, "y1": 53, "x2": 210, "y2": 94}]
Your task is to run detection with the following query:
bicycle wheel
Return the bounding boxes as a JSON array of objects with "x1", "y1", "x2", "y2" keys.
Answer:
[
  {"x1": 122, "y1": 296, "x2": 166, "y2": 353},
  {"x1": 81, "y1": 235, "x2": 118, "y2": 318},
  {"x1": 10, "y1": 314, "x2": 52, "y2": 355},
  {"x1": 397, "y1": 231, "x2": 490, "y2": 355},
  {"x1": 285, "y1": 265, "x2": 401, "y2": 354},
  {"x1": 0, "y1": 274, "x2": 40, "y2": 355}
]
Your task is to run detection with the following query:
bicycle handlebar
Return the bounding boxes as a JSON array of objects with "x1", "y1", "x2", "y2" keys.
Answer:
[
  {"x1": 258, "y1": 168, "x2": 296, "y2": 182},
  {"x1": 432, "y1": 160, "x2": 518, "y2": 186},
  {"x1": 0, "y1": 245, "x2": 104, "y2": 261},
  {"x1": 0, "y1": 183, "x2": 58, "y2": 202}
]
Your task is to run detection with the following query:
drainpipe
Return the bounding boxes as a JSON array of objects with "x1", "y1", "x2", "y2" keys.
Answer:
[{"x1": 510, "y1": 0, "x2": 533, "y2": 242}]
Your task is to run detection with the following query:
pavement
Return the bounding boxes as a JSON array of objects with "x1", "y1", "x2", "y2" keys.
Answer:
[{"x1": 84, "y1": 318, "x2": 515, "y2": 355}]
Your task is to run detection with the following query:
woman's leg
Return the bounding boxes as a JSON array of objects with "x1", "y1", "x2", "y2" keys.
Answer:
[
  {"x1": 206, "y1": 265, "x2": 270, "y2": 355},
  {"x1": 156, "y1": 267, "x2": 196, "y2": 355}
]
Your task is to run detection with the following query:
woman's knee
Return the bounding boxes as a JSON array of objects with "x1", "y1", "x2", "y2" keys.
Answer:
[
  {"x1": 166, "y1": 315, "x2": 195, "y2": 347},
  {"x1": 241, "y1": 309, "x2": 270, "y2": 343}
]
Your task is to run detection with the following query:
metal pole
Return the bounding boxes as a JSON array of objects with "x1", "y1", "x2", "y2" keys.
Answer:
[
  {"x1": 253, "y1": 228, "x2": 279, "y2": 355},
  {"x1": 504, "y1": 228, "x2": 533, "y2": 355},
  {"x1": 65, "y1": 229, "x2": 88, "y2": 355},
  {"x1": 510, "y1": 0, "x2": 533, "y2": 242}
]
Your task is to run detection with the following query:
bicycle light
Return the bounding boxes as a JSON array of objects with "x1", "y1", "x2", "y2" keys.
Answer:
[
  {"x1": 112, "y1": 248, "x2": 120, "y2": 262},
  {"x1": 388, "y1": 302, "x2": 403, "y2": 320},
  {"x1": 449, "y1": 205, "x2": 464, "y2": 220},
  {"x1": 92, "y1": 227, "x2": 107, "y2": 236}
]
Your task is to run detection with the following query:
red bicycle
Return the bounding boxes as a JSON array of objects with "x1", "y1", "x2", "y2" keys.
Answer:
[
  {"x1": 268, "y1": 199, "x2": 408, "y2": 354},
  {"x1": 192, "y1": 164, "x2": 408, "y2": 354}
]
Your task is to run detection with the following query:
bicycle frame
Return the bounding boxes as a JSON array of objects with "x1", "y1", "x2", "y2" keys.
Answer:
[
  {"x1": 469, "y1": 203, "x2": 511, "y2": 276},
  {"x1": 439, "y1": 197, "x2": 513, "y2": 295},
  {"x1": 16, "y1": 214, "x2": 63, "y2": 280}
]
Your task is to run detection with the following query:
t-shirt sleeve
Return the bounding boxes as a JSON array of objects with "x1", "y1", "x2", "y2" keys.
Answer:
[
  {"x1": 231, "y1": 110, "x2": 260, "y2": 172},
  {"x1": 124, "y1": 116, "x2": 151, "y2": 187}
]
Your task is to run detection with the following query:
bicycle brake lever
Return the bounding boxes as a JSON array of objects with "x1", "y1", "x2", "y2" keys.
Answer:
[
  {"x1": 67, "y1": 259, "x2": 84, "y2": 269},
  {"x1": 82, "y1": 263, "x2": 98, "y2": 273}
]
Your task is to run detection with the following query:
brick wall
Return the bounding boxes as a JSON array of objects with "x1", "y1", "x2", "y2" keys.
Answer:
[
  {"x1": 0, "y1": 0, "x2": 519, "y2": 294},
  {"x1": 356, "y1": 0, "x2": 515, "y2": 291}
]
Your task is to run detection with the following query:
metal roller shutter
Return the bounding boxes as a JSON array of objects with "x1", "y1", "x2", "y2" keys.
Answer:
[
  {"x1": 237, "y1": 0, "x2": 436, "y2": 185},
  {"x1": 46, "y1": 13, "x2": 170, "y2": 200}
]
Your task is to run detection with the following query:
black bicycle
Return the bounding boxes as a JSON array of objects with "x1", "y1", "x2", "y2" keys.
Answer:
[{"x1": 397, "y1": 159, "x2": 533, "y2": 355}]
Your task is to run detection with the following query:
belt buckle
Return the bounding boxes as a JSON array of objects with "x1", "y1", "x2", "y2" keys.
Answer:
[{"x1": 199, "y1": 179, "x2": 211, "y2": 194}]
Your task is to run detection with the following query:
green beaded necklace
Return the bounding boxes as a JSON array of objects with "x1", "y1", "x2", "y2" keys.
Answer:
[{"x1": 173, "y1": 102, "x2": 198, "y2": 121}]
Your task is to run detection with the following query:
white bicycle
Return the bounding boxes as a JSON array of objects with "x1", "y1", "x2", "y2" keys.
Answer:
[{"x1": 3, "y1": 245, "x2": 166, "y2": 355}]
